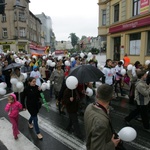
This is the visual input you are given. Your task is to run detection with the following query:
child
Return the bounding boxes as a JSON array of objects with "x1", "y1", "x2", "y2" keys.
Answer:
[{"x1": 5, "y1": 93, "x2": 22, "y2": 139}]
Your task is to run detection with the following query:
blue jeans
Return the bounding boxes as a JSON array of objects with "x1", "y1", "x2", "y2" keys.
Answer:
[{"x1": 29, "y1": 115, "x2": 40, "y2": 134}]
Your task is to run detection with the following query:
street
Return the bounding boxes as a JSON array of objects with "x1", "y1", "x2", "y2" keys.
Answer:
[{"x1": 0, "y1": 54, "x2": 150, "y2": 150}]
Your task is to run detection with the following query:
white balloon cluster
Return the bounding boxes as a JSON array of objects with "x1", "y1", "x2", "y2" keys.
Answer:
[
  {"x1": 41, "y1": 80, "x2": 50, "y2": 91},
  {"x1": 118, "y1": 127, "x2": 137, "y2": 142},
  {"x1": 10, "y1": 78, "x2": 24, "y2": 93},
  {"x1": 0, "y1": 82, "x2": 7, "y2": 95},
  {"x1": 46, "y1": 59, "x2": 56, "y2": 67}
]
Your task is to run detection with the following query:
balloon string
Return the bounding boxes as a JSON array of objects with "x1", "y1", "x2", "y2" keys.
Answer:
[{"x1": 40, "y1": 93, "x2": 50, "y2": 112}]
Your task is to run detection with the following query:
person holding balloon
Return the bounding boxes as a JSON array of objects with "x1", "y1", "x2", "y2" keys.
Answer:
[
  {"x1": 84, "y1": 84, "x2": 121, "y2": 150},
  {"x1": 64, "y1": 76, "x2": 83, "y2": 140}
]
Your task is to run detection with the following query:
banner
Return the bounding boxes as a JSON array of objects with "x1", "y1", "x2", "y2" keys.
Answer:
[
  {"x1": 140, "y1": 0, "x2": 149, "y2": 14},
  {"x1": 29, "y1": 43, "x2": 46, "y2": 56}
]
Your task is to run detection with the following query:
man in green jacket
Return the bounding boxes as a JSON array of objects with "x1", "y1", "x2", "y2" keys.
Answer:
[{"x1": 84, "y1": 84, "x2": 120, "y2": 150}]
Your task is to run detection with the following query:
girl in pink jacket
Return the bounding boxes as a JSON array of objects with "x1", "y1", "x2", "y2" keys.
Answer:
[{"x1": 5, "y1": 93, "x2": 22, "y2": 139}]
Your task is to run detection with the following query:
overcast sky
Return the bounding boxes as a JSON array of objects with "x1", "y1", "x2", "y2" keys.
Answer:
[{"x1": 29, "y1": 0, "x2": 98, "y2": 41}]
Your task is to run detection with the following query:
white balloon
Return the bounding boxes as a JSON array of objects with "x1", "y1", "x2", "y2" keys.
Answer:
[
  {"x1": 127, "y1": 64, "x2": 133, "y2": 71},
  {"x1": 121, "y1": 69, "x2": 126, "y2": 75},
  {"x1": 66, "y1": 76, "x2": 78, "y2": 90},
  {"x1": 41, "y1": 83, "x2": 48, "y2": 91},
  {"x1": 0, "y1": 88, "x2": 6, "y2": 95},
  {"x1": 10, "y1": 78, "x2": 18, "y2": 84},
  {"x1": 43, "y1": 56, "x2": 46, "y2": 60},
  {"x1": 15, "y1": 58, "x2": 20, "y2": 63},
  {"x1": 80, "y1": 52, "x2": 85, "y2": 58},
  {"x1": 50, "y1": 62, "x2": 56, "y2": 67},
  {"x1": 47, "y1": 60, "x2": 52, "y2": 66},
  {"x1": 58, "y1": 56, "x2": 62, "y2": 60},
  {"x1": 88, "y1": 52, "x2": 93, "y2": 58},
  {"x1": 0, "y1": 82, "x2": 7, "y2": 89},
  {"x1": 86, "y1": 87, "x2": 93, "y2": 97},
  {"x1": 32, "y1": 55, "x2": 37, "y2": 59},
  {"x1": 65, "y1": 60, "x2": 70, "y2": 66},
  {"x1": 118, "y1": 127, "x2": 137, "y2": 142},
  {"x1": 21, "y1": 73, "x2": 27, "y2": 79},
  {"x1": 16, "y1": 82, "x2": 24, "y2": 89},
  {"x1": 145, "y1": 60, "x2": 150, "y2": 65},
  {"x1": 70, "y1": 57, "x2": 75, "y2": 62},
  {"x1": 120, "y1": 60, "x2": 124, "y2": 64}
]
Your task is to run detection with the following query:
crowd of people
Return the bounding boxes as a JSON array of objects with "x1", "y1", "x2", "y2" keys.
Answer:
[{"x1": 1, "y1": 51, "x2": 150, "y2": 149}]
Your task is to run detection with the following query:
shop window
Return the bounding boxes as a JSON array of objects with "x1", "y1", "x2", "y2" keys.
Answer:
[
  {"x1": 114, "y1": 4, "x2": 119, "y2": 22},
  {"x1": 3, "y1": 45, "x2": 10, "y2": 52},
  {"x1": 133, "y1": 0, "x2": 140, "y2": 16},
  {"x1": 129, "y1": 33, "x2": 141, "y2": 55},
  {"x1": 102, "y1": 9, "x2": 106, "y2": 25},
  {"x1": 147, "y1": 31, "x2": 150, "y2": 55}
]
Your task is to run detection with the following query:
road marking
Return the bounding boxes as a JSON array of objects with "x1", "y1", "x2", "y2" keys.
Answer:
[
  {"x1": 0, "y1": 117, "x2": 39, "y2": 150},
  {"x1": 20, "y1": 111, "x2": 86, "y2": 150}
]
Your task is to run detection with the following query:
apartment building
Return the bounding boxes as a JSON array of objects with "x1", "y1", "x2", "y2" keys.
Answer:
[
  {"x1": 98, "y1": 0, "x2": 150, "y2": 64},
  {"x1": 0, "y1": 0, "x2": 42, "y2": 54}
]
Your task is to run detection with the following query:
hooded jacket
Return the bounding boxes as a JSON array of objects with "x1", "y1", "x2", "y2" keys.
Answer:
[
  {"x1": 134, "y1": 79, "x2": 150, "y2": 105},
  {"x1": 5, "y1": 93, "x2": 22, "y2": 118}
]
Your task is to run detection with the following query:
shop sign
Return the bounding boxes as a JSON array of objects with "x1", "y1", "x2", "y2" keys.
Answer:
[
  {"x1": 109, "y1": 16, "x2": 150, "y2": 33},
  {"x1": 0, "y1": 41, "x2": 15, "y2": 45}
]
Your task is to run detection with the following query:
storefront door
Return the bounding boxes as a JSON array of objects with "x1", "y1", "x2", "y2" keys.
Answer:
[{"x1": 114, "y1": 37, "x2": 121, "y2": 61}]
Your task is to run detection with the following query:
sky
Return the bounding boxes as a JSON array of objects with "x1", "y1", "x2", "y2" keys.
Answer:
[{"x1": 29, "y1": 0, "x2": 99, "y2": 41}]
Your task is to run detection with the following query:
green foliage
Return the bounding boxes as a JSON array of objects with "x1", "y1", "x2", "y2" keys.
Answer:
[
  {"x1": 68, "y1": 33, "x2": 79, "y2": 47},
  {"x1": 89, "y1": 48, "x2": 99, "y2": 54}
]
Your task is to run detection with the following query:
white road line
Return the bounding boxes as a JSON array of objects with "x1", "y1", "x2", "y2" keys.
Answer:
[
  {"x1": 19, "y1": 111, "x2": 86, "y2": 150},
  {"x1": 0, "y1": 117, "x2": 39, "y2": 150}
]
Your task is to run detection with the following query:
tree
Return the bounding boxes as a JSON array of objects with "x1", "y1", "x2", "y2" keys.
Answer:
[{"x1": 68, "y1": 33, "x2": 79, "y2": 48}]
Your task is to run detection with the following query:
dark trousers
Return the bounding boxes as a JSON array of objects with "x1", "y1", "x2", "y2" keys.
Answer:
[
  {"x1": 125, "y1": 105, "x2": 149, "y2": 129},
  {"x1": 67, "y1": 113, "x2": 81, "y2": 136},
  {"x1": 29, "y1": 115, "x2": 40, "y2": 134},
  {"x1": 115, "y1": 79, "x2": 123, "y2": 96}
]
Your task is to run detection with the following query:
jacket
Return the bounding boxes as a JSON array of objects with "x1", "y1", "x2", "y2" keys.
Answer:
[
  {"x1": 21, "y1": 85, "x2": 42, "y2": 116},
  {"x1": 5, "y1": 93, "x2": 22, "y2": 118},
  {"x1": 134, "y1": 79, "x2": 150, "y2": 105},
  {"x1": 84, "y1": 104, "x2": 115, "y2": 150},
  {"x1": 50, "y1": 69, "x2": 64, "y2": 92}
]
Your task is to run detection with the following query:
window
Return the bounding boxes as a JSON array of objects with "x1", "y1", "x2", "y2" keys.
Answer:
[
  {"x1": 102, "y1": 9, "x2": 106, "y2": 25},
  {"x1": 147, "y1": 31, "x2": 150, "y2": 55},
  {"x1": 2, "y1": 28, "x2": 7, "y2": 37},
  {"x1": 129, "y1": 33, "x2": 141, "y2": 55},
  {"x1": 1, "y1": 14, "x2": 6, "y2": 22},
  {"x1": 114, "y1": 4, "x2": 119, "y2": 22},
  {"x1": 19, "y1": 12, "x2": 25, "y2": 22},
  {"x1": 19, "y1": 27, "x2": 26, "y2": 37},
  {"x1": 133, "y1": 0, "x2": 140, "y2": 16}
]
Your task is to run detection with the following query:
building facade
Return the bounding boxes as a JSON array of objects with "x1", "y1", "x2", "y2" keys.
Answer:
[
  {"x1": 98, "y1": 0, "x2": 150, "y2": 64},
  {"x1": 0, "y1": 0, "x2": 54, "y2": 55}
]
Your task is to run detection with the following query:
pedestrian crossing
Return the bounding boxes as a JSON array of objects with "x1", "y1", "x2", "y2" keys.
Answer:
[
  {"x1": 0, "y1": 95, "x2": 150, "y2": 150},
  {"x1": 0, "y1": 117, "x2": 40, "y2": 150}
]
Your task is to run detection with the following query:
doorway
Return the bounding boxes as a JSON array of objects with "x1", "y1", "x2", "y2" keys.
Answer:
[{"x1": 114, "y1": 37, "x2": 121, "y2": 61}]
